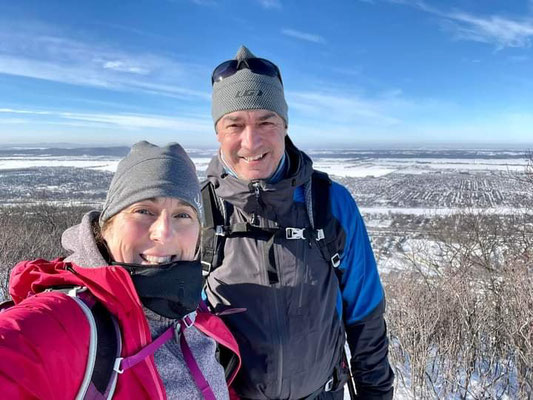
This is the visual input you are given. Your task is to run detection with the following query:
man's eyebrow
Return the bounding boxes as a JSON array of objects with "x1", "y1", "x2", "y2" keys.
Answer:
[
  {"x1": 221, "y1": 115, "x2": 242, "y2": 122},
  {"x1": 257, "y1": 112, "x2": 277, "y2": 121}
]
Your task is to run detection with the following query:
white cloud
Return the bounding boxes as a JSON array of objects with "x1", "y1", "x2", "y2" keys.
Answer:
[
  {"x1": 281, "y1": 29, "x2": 326, "y2": 44},
  {"x1": 387, "y1": 0, "x2": 533, "y2": 49},
  {"x1": 0, "y1": 107, "x2": 213, "y2": 132},
  {"x1": 257, "y1": 0, "x2": 282, "y2": 9},
  {"x1": 0, "y1": 108, "x2": 51, "y2": 115},
  {"x1": 102, "y1": 60, "x2": 150, "y2": 75},
  {"x1": 287, "y1": 90, "x2": 405, "y2": 127},
  {"x1": 442, "y1": 12, "x2": 533, "y2": 49},
  {"x1": 0, "y1": 24, "x2": 210, "y2": 99}
]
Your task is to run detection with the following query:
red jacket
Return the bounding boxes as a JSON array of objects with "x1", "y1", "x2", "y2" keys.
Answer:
[{"x1": 0, "y1": 258, "x2": 240, "y2": 399}]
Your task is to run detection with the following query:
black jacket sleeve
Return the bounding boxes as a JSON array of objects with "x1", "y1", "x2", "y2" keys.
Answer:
[{"x1": 345, "y1": 299, "x2": 394, "y2": 399}]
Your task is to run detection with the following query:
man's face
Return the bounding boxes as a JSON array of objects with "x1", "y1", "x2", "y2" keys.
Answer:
[{"x1": 216, "y1": 109, "x2": 287, "y2": 181}]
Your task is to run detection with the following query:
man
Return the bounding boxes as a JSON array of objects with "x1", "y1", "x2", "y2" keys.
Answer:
[{"x1": 202, "y1": 45, "x2": 394, "y2": 400}]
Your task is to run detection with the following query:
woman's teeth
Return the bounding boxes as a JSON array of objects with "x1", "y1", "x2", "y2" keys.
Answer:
[{"x1": 141, "y1": 255, "x2": 174, "y2": 264}]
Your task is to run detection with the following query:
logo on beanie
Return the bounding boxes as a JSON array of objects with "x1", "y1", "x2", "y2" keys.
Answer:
[
  {"x1": 194, "y1": 193, "x2": 203, "y2": 216},
  {"x1": 236, "y1": 89, "x2": 263, "y2": 98}
]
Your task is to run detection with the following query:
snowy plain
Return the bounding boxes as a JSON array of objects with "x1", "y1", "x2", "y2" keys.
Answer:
[{"x1": 0, "y1": 150, "x2": 528, "y2": 175}]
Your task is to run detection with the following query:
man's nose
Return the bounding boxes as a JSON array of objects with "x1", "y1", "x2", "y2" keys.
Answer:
[
  {"x1": 150, "y1": 213, "x2": 175, "y2": 243},
  {"x1": 241, "y1": 125, "x2": 262, "y2": 151}
]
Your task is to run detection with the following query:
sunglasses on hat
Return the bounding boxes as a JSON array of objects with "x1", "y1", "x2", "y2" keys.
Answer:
[{"x1": 211, "y1": 57, "x2": 283, "y2": 86}]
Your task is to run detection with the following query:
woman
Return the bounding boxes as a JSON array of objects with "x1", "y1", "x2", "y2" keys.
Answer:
[{"x1": 0, "y1": 141, "x2": 240, "y2": 399}]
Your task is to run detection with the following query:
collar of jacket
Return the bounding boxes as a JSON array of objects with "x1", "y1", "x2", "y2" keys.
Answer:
[{"x1": 206, "y1": 136, "x2": 314, "y2": 218}]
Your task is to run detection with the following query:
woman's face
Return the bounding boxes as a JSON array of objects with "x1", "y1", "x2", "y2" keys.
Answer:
[{"x1": 102, "y1": 197, "x2": 200, "y2": 265}]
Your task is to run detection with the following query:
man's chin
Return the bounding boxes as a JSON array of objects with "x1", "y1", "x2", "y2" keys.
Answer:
[{"x1": 237, "y1": 169, "x2": 272, "y2": 181}]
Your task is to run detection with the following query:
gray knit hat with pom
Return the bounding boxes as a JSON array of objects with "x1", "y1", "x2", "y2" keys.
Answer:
[
  {"x1": 211, "y1": 45, "x2": 288, "y2": 127},
  {"x1": 100, "y1": 140, "x2": 202, "y2": 225}
]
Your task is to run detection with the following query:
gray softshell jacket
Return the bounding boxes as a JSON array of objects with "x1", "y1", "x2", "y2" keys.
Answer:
[{"x1": 204, "y1": 141, "x2": 345, "y2": 399}]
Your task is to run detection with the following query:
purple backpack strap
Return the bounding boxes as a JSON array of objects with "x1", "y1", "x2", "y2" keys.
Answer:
[
  {"x1": 114, "y1": 326, "x2": 174, "y2": 373},
  {"x1": 114, "y1": 313, "x2": 217, "y2": 400},
  {"x1": 178, "y1": 318, "x2": 217, "y2": 400}
]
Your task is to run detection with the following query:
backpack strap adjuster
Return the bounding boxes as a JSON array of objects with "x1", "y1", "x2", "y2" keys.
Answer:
[
  {"x1": 331, "y1": 253, "x2": 341, "y2": 268},
  {"x1": 315, "y1": 229, "x2": 325, "y2": 241},
  {"x1": 324, "y1": 376, "x2": 334, "y2": 392},
  {"x1": 113, "y1": 357, "x2": 124, "y2": 374},
  {"x1": 286, "y1": 227, "x2": 305, "y2": 240},
  {"x1": 181, "y1": 311, "x2": 197, "y2": 329},
  {"x1": 215, "y1": 225, "x2": 226, "y2": 236}
]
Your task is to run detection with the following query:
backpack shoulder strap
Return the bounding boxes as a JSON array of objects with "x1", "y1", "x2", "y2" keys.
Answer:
[
  {"x1": 61, "y1": 287, "x2": 122, "y2": 400},
  {"x1": 0, "y1": 299, "x2": 15, "y2": 312},
  {"x1": 5, "y1": 283, "x2": 122, "y2": 400},
  {"x1": 201, "y1": 180, "x2": 230, "y2": 276},
  {"x1": 311, "y1": 170, "x2": 332, "y2": 230},
  {"x1": 310, "y1": 171, "x2": 344, "y2": 278}
]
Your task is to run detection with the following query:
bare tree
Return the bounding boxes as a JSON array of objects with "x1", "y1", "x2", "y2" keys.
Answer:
[
  {"x1": 384, "y1": 207, "x2": 532, "y2": 398},
  {"x1": 0, "y1": 204, "x2": 91, "y2": 301}
]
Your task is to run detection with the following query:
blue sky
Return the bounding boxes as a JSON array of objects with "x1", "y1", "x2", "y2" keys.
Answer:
[{"x1": 0, "y1": 0, "x2": 532, "y2": 148}]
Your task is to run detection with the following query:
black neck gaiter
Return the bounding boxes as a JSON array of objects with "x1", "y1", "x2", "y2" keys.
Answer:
[{"x1": 114, "y1": 260, "x2": 203, "y2": 320}]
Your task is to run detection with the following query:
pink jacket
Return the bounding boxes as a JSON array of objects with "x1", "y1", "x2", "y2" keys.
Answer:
[{"x1": 0, "y1": 258, "x2": 240, "y2": 399}]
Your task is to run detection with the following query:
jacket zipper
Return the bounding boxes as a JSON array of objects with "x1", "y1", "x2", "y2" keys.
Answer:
[
  {"x1": 251, "y1": 181, "x2": 261, "y2": 225},
  {"x1": 251, "y1": 181, "x2": 285, "y2": 398}
]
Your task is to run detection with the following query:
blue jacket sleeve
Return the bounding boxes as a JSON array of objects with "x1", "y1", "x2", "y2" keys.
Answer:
[{"x1": 330, "y1": 182, "x2": 394, "y2": 398}]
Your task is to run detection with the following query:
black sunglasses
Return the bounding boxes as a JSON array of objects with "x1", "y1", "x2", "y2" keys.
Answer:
[{"x1": 211, "y1": 57, "x2": 283, "y2": 86}]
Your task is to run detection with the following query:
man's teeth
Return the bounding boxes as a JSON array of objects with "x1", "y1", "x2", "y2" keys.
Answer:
[
  {"x1": 243, "y1": 154, "x2": 265, "y2": 162},
  {"x1": 142, "y1": 255, "x2": 173, "y2": 264}
]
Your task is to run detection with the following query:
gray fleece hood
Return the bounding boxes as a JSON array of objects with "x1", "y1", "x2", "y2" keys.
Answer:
[{"x1": 62, "y1": 210, "x2": 109, "y2": 268}]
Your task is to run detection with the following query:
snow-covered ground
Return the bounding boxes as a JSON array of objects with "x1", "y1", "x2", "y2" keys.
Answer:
[
  {"x1": 0, "y1": 156, "x2": 120, "y2": 171},
  {"x1": 359, "y1": 206, "x2": 531, "y2": 216},
  {"x1": 1, "y1": 151, "x2": 528, "y2": 177}
]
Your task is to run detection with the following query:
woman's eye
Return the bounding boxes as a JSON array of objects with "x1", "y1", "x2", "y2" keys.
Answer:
[
  {"x1": 134, "y1": 209, "x2": 153, "y2": 215},
  {"x1": 175, "y1": 212, "x2": 192, "y2": 219}
]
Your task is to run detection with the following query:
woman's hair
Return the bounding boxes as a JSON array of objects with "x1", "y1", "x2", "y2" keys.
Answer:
[{"x1": 92, "y1": 217, "x2": 114, "y2": 263}]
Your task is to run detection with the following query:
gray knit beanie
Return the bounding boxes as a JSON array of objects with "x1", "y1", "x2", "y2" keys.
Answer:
[
  {"x1": 100, "y1": 141, "x2": 202, "y2": 226},
  {"x1": 211, "y1": 45, "x2": 288, "y2": 127}
]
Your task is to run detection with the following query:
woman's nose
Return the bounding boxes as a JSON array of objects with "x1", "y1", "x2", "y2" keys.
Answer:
[{"x1": 150, "y1": 213, "x2": 175, "y2": 242}]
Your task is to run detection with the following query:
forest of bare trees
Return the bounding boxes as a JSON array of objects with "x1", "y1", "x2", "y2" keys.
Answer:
[
  {"x1": 382, "y1": 155, "x2": 533, "y2": 398},
  {"x1": 384, "y1": 209, "x2": 532, "y2": 398},
  {"x1": 0, "y1": 205, "x2": 92, "y2": 300}
]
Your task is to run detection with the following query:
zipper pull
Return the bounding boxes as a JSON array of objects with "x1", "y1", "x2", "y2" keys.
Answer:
[
  {"x1": 174, "y1": 322, "x2": 181, "y2": 342},
  {"x1": 250, "y1": 181, "x2": 264, "y2": 225},
  {"x1": 252, "y1": 181, "x2": 261, "y2": 200},
  {"x1": 251, "y1": 181, "x2": 265, "y2": 206}
]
